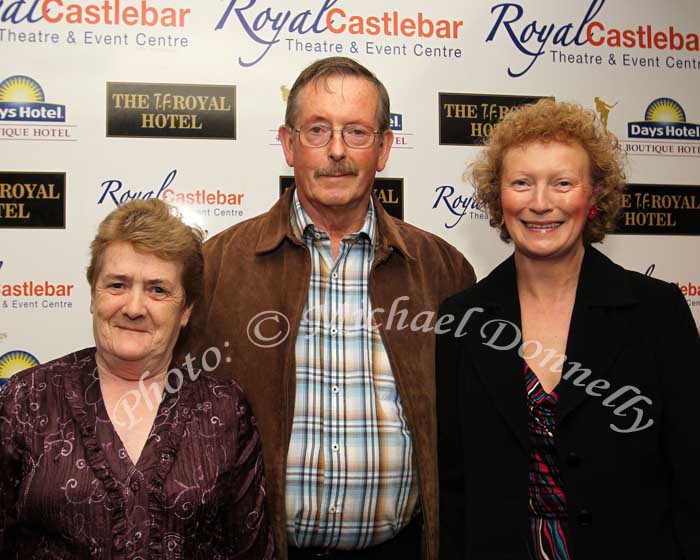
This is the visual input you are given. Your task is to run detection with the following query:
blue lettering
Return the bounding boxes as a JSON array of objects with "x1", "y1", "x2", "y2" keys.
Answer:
[
  {"x1": 574, "y1": 0, "x2": 605, "y2": 46},
  {"x1": 552, "y1": 23, "x2": 574, "y2": 45},
  {"x1": 432, "y1": 185, "x2": 482, "y2": 229},
  {"x1": 215, "y1": 0, "x2": 335, "y2": 67},
  {"x1": 486, "y1": 0, "x2": 606, "y2": 77},
  {"x1": 98, "y1": 170, "x2": 177, "y2": 207},
  {"x1": 0, "y1": 0, "x2": 43, "y2": 23},
  {"x1": 289, "y1": 9, "x2": 313, "y2": 33}
]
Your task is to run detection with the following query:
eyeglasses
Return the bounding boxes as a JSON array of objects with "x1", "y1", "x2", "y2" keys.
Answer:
[{"x1": 294, "y1": 124, "x2": 381, "y2": 149}]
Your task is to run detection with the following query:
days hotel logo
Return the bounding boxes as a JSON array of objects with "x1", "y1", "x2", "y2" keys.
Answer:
[
  {"x1": 620, "y1": 98, "x2": 700, "y2": 158},
  {"x1": 0, "y1": 76, "x2": 75, "y2": 140},
  {"x1": 628, "y1": 98, "x2": 699, "y2": 141},
  {"x1": 0, "y1": 75, "x2": 64, "y2": 122},
  {"x1": 0, "y1": 350, "x2": 40, "y2": 385}
]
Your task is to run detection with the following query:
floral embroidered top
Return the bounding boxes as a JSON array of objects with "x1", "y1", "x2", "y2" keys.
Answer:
[{"x1": 0, "y1": 348, "x2": 275, "y2": 559}]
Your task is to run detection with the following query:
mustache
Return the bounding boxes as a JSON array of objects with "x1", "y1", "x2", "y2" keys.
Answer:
[{"x1": 314, "y1": 162, "x2": 358, "y2": 177}]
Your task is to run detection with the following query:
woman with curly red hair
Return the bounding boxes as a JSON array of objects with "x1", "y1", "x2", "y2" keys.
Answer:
[{"x1": 438, "y1": 99, "x2": 700, "y2": 559}]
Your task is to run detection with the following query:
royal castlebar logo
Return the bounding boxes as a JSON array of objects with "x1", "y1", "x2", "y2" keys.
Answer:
[
  {"x1": 0, "y1": 259, "x2": 75, "y2": 310},
  {"x1": 485, "y1": 0, "x2": 700, "y2": 77},
  {"x1": 215, "y1": 1, "x2": 465, "y2": 66},
  {"x1": 0, "y1": 1, "x2": 192, "y2": 49}
]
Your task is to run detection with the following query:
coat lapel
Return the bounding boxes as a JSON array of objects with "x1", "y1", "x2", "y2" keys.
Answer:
[
  {"x1": 557, "y1": 247, "x2": 639, "y2": 421},
  {"x1": 466, "y1": 257, "x2": 530, "y2": 451},
  {"x1": 464, "y1": 248, "x2": 640, "y2": 446}
]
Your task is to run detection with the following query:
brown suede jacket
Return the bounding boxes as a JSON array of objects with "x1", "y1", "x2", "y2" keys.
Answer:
[{"x1": 180, "y1": 188, "x2": 476, "y2": 559}]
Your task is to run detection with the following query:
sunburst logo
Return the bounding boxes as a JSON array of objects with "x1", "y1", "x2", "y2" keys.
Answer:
[
  {"x1": 628, "y1": 98, "x2": 699, "y2": 141},
  {"x1": 0, "y1": 350, "x2": 40, "y2": 385},
  {"x1": 0, "y1": 75, "x2": 65, "y2": 123},
  {"x1": 645, "y1": 98, "x2": 686, "y2": 124},
  {"x1": 0, "y1": 76, "x2": 45, "y2": 104}
]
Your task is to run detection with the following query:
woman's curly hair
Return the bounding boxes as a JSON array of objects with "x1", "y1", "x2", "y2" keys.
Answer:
[{"x1": 469, "y1": 98, "x2": 626, "y2": 243}]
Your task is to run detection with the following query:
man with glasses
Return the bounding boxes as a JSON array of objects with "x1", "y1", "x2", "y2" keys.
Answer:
[{"x1": 184, "y1": 57, "x2": 475, "y2": 560}]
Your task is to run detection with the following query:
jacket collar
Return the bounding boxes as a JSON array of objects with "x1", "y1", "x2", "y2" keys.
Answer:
[
  {"x1": 471, "y1": 244, "x2": 640, "y2": 311},
  {"x1": 462, "y1": 244, "x2": 641, "y2": 450},
  {"x1": 254, "y1": 186, "x2": 414, "y2": 260}
]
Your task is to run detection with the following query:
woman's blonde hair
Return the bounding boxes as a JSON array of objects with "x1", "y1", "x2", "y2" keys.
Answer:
[{"x1": 87, "y1": 199, "x2": 204, "y2": 306}]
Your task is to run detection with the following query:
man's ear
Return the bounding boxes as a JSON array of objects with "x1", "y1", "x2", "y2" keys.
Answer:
[
  {"x1": 279, "y1": 125, "x2": 295, "y2": 167},
  {"x1": 376, "y1": 129, "x2": 394, "y2": 172}
]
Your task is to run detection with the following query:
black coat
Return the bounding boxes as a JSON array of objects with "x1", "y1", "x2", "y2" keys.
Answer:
[{"x1": 437, "y1": 246, "x2": 700, "y2": 560}]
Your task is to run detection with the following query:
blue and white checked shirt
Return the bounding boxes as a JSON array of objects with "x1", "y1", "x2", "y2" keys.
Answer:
[{"x1": 285, "y1": 190, "x2": 418, "y2": 550}]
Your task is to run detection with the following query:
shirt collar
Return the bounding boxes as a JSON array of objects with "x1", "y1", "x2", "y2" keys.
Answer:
[{"x1": 290, "y1": 188, "x2": 377, "y2": 244}]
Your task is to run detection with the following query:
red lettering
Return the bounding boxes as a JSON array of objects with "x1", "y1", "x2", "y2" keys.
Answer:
[
  {"x1": 42, "y1": 0, "x2": 62, "y2": 22},
  {"x1": 142, "y1": 0, "x2": 158, "y2": 26},
  {"x1": 326, "y1": 8, "x2": 345, "y2": 33},
  {"x1": 586, "y1": 21, "x2": 605, "y2": 46},
  {"x1": 669, "y1": 26, "x2": 684, "y2": 50}
]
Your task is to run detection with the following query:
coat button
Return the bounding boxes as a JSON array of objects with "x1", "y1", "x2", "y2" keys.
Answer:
[
  {"x1": 577, "y1": 509, "x2": 592, "y2": 526},
  {"x1": 566, "y1": 452, "x2": 581, "y2": 467}
]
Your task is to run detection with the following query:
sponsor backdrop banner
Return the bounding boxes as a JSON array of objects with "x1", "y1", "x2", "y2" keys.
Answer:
[{"x1": 1, "y1": 0, "x2": 699, "y2": 378}]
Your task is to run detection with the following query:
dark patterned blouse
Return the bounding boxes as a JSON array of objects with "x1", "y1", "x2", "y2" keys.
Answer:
[
  {"x1": 0, "y1": 348, "x2": 275, "y2": 559},
  {"x1": 525, "y1": 365, "x2": 571, "y2": 560}
]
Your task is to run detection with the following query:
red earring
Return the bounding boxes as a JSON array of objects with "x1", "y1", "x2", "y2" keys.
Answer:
[{"x1": 587, "y1": 206, "x2": 599, "y2": 221}]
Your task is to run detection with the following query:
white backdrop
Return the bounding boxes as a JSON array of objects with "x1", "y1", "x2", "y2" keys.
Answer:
[{"x1": 1, "y1": 0, "x2": 699, "y2": 377}]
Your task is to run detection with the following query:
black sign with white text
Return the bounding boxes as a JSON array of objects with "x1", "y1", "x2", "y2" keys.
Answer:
[
  {"x1": 107, "y1": 82, "x2": 236, "y2": 139},
  {"x1": 614, "y1": 184, "x2": 700, "y2": 235},
  {"x1": 279, "y1": 177, "x2": 404, "y2": 220},
  {"x1": 0, "y1": 171, "x2": 65, "y2": 229},
  {"x1": 439, "y1": 93, "x2": 547, "y2": 145}
]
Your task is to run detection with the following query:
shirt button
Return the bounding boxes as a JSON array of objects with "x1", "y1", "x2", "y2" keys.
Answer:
[
  {"x1": 331, "y1": 385, "x2": 339, "y2": 394},
  {"x1": 332, "y1": 443, "x2": 339, "y2": 452},
  {"x1": 130, "y1": 481, "x2": 140, "y2": 492},
  {"x1": 331, "y1": 272, "x2": 338, "y2": 279},
  {"x1": 330, "y1": 327, "x2": 338, "y2": 335},
  {"x1": 329, "y1": 505, "x2": 336, "y2": 514}
]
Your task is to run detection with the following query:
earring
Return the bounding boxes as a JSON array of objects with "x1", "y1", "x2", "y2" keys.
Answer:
[{"x1": 587, "y1": 206, "x2": 599, "y2": 221}]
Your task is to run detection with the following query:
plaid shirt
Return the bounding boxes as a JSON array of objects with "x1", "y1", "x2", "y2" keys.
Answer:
[{"x1": 285, "y1": 190, "x2": 418, "y2": 550}]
